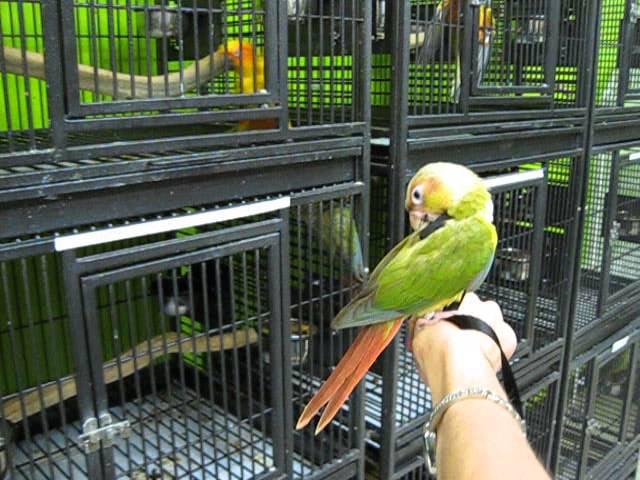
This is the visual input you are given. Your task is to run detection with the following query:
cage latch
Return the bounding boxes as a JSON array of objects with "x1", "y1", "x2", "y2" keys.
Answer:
[
  {"x1": 78, "y1": 414, "x2": 131, "y2": 454},
  {"x1": 631, "y1": 1, "x2": 640, "y2": 24}
]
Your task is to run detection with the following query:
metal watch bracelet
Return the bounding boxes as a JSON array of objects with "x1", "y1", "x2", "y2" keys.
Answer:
[{"x1": 423, "y1": 387, "x2": 527, "y2": 477}]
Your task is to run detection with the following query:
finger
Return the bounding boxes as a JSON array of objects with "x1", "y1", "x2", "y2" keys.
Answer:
[{"x1": 459, "y1": 292, "x2": 481, "y2": 309}]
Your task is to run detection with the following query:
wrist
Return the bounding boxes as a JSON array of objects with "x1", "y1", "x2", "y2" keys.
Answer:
[{"x1": 416, "y1": 340, "x2": 503, "y2": 404}]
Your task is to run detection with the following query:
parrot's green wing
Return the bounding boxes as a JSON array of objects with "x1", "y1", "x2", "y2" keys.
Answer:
[
  {"x1": 329, "y1": 232, "x2": 421, "y2": 329},
  {"x1": 332, "y1": 215, "x2": 496, "y2": 329}
]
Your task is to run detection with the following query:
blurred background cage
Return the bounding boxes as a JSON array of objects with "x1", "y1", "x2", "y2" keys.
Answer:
[
  {"x1": 364, "y1": 154, "x2": 583, "y2": 479},
  {"x1": 370, "y1": 0, "x2": 595, "y2": 136},
  {"x1": 0, "y1": 181, "x2": 369, "y2": 480},
  {"x1": 0, "y1": 0, "x2": 370, "y2": 172},
  {"x1": 554, "y1": 318, "x2": 639, "y2": 480},
  {"x1": 571, "y1": 143, "x2": 640, "y2": 347}
]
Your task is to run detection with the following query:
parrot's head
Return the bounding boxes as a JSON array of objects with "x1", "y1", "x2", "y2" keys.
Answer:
[
  {"x1": 405, "y1": 162, "x2": 493, "y2": 231},
  {"x1": 216, "y1": 39, "x2": 256, "y2": 70}
]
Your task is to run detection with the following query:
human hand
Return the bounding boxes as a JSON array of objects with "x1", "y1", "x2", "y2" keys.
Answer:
[{"x1": 409, "y1": 293, "x2": 517, "y2": 403}]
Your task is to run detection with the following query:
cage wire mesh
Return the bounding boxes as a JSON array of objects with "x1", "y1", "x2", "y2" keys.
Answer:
[
  {"x1": 371, "y1": 0, "x2": 590, "y2": 125},
  {"x1": 287, "y1": 191, "x2": 365, "y2": 474},
  {"x1": 0, "y1": 0, "x2": 367, "y2": 166},
  {"x1": 577, "y1": 147, "x2": 640, "y2": 332},
  {"x1": 595, "y1": 0, "x2": 640, "y2": 109},
  {"x1": 0, "y1": 186, "x2": 366, "y2": 479},
  {"x1": 556, "y1": 333, "x2": 639, "y2": 480}
]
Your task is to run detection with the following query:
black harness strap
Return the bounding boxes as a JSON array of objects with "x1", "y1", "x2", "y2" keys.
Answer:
[{"x1": 443, "y1": 300, "x2": 524, "y2": 418}]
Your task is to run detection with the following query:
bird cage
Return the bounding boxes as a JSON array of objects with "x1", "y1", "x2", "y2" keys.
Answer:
[
  {"x1": 594, "y1": 0, "x2": 640, "y2": 110},
  {"x1": 0, "y1": 0, "x2": 370, "y2": 171},
  {"x1": 0, "y1": 187, "x2": 368, "y2": 480},
  {"x1": 555, "y1": 322, "x2": 639, "y2": 480},
  {"x1": 371, "y1": 0, "x2": 594, "y2": 132},
  {"x1": 574, "y1": 145, "x2": 640, "y2": 338}
]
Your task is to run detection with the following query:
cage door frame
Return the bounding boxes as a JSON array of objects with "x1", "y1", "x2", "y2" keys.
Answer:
[
  {"x1": 484, "y1": 168, "x2": 548, "y2": 356},
  {"x1": 579, "y1": 340, "x2": 636, "y2": 478},
  {"x1": 57, "y1": 204, "x2": 290, "y2": 480},
  {"x1": 57, "y1": 0, "x2": 281, "y2": 120},
  {"x1": 466, "y1": 0, "x2": 561, "y2": 102},
  {"x1": 600, "y1": 151, "x2": 640, "y2": 312}
]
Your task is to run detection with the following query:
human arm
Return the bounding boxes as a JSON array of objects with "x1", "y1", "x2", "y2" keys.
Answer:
[{"x1": 411, "y1": 293, "x2": 551, "y2": 480}]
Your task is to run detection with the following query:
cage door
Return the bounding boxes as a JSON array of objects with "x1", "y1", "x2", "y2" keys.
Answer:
[
  {"x1": 56, "y1": 203, "x2": 290, "y2": 480},
  {"x1": 600, "y1": 151, "x2": 640, "y2": 312},
  {"x1": 58, "y1": 0, "x2": 281, "y2": 122},
  {"x1": 581, "y1": 342, "x2": 635, "y2": 477},
  {"x1": 466, "y1": 0, "x2": 560, "y2": 103},
  {"x1": 481, "y1": 169, "x2": 547, "y2": 356}
]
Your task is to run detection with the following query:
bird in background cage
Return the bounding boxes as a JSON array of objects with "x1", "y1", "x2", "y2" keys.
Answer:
[
  {"x1": 300, "y1": 204, "x2": 367, "y2": 284},
  {"x1": 296, "y1": 163, "x2": 497, "y2": 433},
  {"x1": 216, "y1": 38, "x2": 288, "y2": 132},
  {"x1": 415, "y1": 0, "x2": 494, "y2": 102}
]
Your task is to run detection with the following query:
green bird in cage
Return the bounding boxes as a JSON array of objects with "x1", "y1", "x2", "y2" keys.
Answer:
[{"x1": 302, "y1": 204, "x2": 366, "y2": 284}]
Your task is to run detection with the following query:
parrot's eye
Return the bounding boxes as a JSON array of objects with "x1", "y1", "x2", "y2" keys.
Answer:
[{"x1": 411, "y1": 186, "x2": 424, "y2": 205}]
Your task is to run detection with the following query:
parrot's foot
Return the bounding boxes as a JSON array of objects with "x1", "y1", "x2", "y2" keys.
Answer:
[
  {"x1": 419, "y1": 309, "x2": 463, "y2": 326},
  {"x1": 407, "y1": 310, "x2": 464, "y2": 350}
]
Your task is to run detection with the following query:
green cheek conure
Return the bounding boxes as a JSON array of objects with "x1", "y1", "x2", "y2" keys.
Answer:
[{"x1": 296, "y1": 162, "x2": 498, "y2": 434}]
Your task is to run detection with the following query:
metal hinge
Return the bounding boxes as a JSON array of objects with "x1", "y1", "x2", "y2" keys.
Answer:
[
  {"x1": 78, "y1": 414, "x2": 131, "y2": 454},
  {"x1": 631, "y1": 1, "x2": 640, "y2": 23}
]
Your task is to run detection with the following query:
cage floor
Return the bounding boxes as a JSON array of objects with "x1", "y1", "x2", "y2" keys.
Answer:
[{"x1": 12, "y1": 384, "x2": 313, "y2": 480}]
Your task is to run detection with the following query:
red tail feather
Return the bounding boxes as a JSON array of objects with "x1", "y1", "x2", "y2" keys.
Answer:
[{"x1": 296, "y1": 318, "x2": 404, "y2": 434}]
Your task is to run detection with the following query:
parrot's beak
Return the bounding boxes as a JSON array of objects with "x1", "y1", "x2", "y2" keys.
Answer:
[
  {"x1": 409, "y1": 211, "x2": 426, "y2": 231},
  {"x1": 409, "y1": 209, "x2": 441, "y2": 231}
]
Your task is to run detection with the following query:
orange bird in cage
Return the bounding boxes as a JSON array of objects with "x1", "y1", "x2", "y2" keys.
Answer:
[
  {"x1": 216, "y1": 39, "x2": 280, "y2": 131},
  {"x1": 416, "y1": 0, "x2": 494, "y2": 101}
]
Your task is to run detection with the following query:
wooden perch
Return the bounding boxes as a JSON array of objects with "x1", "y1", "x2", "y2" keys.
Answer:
[
  {"x1": 2, "y1": 46, "x2": 226, "y2": 99},
  {"x1": 2, "y1": 328, "x2": 258, "y2": 424}
]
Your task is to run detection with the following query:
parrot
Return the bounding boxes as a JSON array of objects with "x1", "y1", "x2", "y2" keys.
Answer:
[
  {"x1": 320, "y1": 206, "x2": 366, "y2": 283},
  {"x1": 296, "y1": 162, "x2": 498, "y2": 434},
  {"x1": 216, "y1": 39, "x2": 280, "y2": 131},
  {"x1": 300, "y1": 205, "x2": 366, "y2": 283},
  {"x1": 416, "y1": 0, "x2": 494, "y2": 102}
]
